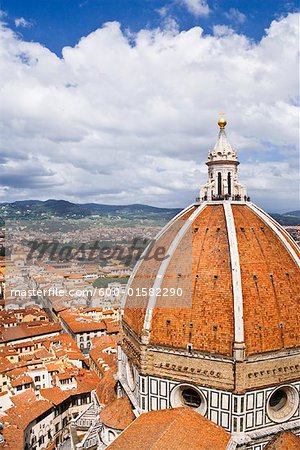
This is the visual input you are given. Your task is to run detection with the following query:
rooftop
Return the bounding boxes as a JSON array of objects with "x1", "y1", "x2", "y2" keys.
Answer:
[
  {"x1": 100, "y1": 396, "x2": 135, "y2": 430},
  {"x1": 265, "y1": 431, "x2": 300, "y2": 449},
  {"x1": 0, "y1": 323, "x2": 61, "y2": 344},
  {"x1": 59, "y1": 309, "x2": 119, "y2": 334},
  {"x1": 96, "y1": 371, "x2": 117, "y2": 406},
  {"x1": 107, "y1": 407, "x2": 230, "y2": 450}
]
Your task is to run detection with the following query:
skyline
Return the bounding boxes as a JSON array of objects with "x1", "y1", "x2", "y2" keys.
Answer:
[{"x1": 0, "y1": 1, "x2": 299, "y2": 213}]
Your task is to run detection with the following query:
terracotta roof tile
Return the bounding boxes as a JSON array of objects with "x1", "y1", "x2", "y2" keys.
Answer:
[
  {"x1": 40, "y1": 387, "x2": 71, "y2": 405},
  {"x1": 265, "y1": 431, "x2": 300, "y2": 449},
  {"x1": 11, "y1": 388, "x2": 36, "y2": 407},
  {"x1": 4, "y1": 398, "x2": 53, "y2": 431},
  {"x1": 108, "y1": 407, "x2": 230, "y2": 450},
  {"x1": 11, "y1": 375, "x2": 33, "y2": 387},
  {"x1": 0, "y1": 323, "x2": 61, "y2": 344},
  {"x1": 96, "y1": 371, "x2": 117, "y2": 406},
  {"x1": 0, "y1": 420, "x2": 23, "y2": 450},
  {"x1": 100, "y1": 397, "x2": 135, "y2": 430},
  {"x1": 59, "y1": 310, "x2": 107, "y2": 333}
]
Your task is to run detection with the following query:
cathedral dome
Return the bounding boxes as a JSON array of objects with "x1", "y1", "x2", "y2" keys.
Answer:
[
  {"x1": 122, "y1": 119, "x2": 300, "y2": 359},
  {"x1": 123, "y1": 201, "x2": 300, "y2": 357}
]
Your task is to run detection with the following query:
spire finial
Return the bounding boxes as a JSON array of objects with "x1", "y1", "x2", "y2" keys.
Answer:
[
  {"x1": 199, "y1": 117, "x2": 248, "y2": 202},
  {"x1": 218, "y1": 112, "x2": 227, "y2": 129}
]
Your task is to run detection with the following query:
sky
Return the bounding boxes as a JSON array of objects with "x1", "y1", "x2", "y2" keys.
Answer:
[{"x1": 0, "y1": 0, "x2": 299, "y2": 212}]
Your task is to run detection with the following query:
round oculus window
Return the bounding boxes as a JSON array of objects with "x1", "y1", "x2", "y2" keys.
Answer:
[
  {"x1": 170, "y1": 384, "x2": 207, "y2": 415},
  {"x1": 267, "y1": 385, "x2": 299, "y2": 423}
]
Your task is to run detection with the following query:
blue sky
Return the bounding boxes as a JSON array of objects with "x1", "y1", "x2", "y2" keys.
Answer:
[
  {"x1": 1, "y1": 0, "x2": 298, "y2": 55},
  {"x1": 0, "y1": 1, "x2": 299, "y2": 212}
]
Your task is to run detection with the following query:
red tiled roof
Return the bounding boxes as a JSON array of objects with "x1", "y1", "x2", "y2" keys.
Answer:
[
  {"x1": 11, "y1": 389, "x2": 36, "y2": 407},
  {"x1": 0, "y1": 420, "x2": 24, "y2": 450},
  {"x1": 40, "y1": 387, "x2": 71, "y2": 405},
  {"x1": 89, "y1": 335, "x2": 118, "y2": 374},
  {"x1": 45, "y1": 362, "x2": 60, "y2": 373},
  {"x1": 100, "y1": 397, "x2": 135, "y2": 430},
  {"x1": 104, "y1": 320, "x2": 119, "y2": 334},
  {"x1": 0, "y1": 323, "x2": 61, "y2": 344},
  {"x1": 41, "y1": 380, "x2": 97, "y2": 406},
  {"x1": 0, "y1": 356, "x2": 14, "y2": 373},
  {"x1": 102, "y1": 310, "x2": 115, "y2": 315},
  {"x1": 57, "y1": 372, "x2": 74, "y2": 381},
  {"x1": 4, "y1": 398, "x2": 53, "y2": 431},
  {"x1": 96, "y1": 371, "x2": 117, "y2": 406},
  {"x1": 265, "y1": 431, "x2": 300, "y2": 449},
  {"x1": 11, "y1": 375, "x2": 33, "y2": 387},
  {"x1": 107, "y1": 407, "x2": 230, "y2": 450},
  {"x1": 59, "y1": 310, "x2": 107, "y2": 333}
]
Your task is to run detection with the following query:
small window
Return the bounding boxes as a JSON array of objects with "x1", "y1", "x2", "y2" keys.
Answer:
[
  {"x1": 233, "y1": 417, "x2": 238, "y2": 432},
  {"x1": 240, "y1": 417, "x2": 244, "y2": 432},
  {"x1": 240, "y1": 397, "x2": 244, "y2": 412},
  {"x1": 233, "y1": 397, "x2": 238, "y2": 413},
  {"x1": 141, "y1": 397, "x2": 146, "y2": 409}
]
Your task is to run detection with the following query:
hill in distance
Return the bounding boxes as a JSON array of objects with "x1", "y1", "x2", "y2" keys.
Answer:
[
  {"x1": 0, "y1": 199, "x2": 181, "y2": 221},
  {"x1": 0, "y1": 199, "x2": 299, "y2": 226}
]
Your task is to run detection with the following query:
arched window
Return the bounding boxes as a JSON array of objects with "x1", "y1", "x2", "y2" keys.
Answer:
[
  {"x1": 217, "y1": 172, "x2": 222, "y2": 196},
  {"x1": 227, "y1": 172, "x2": 231, "y2": 196}
]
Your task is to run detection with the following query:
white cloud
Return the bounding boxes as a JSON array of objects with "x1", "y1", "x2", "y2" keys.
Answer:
[
  {"x1": 0, "y1": 14, "x2": 299, "y2": 212},
  {"x1": 14, "y1": 17, "x2": 33, "y2": 28},
  {"x1": 213, "y1": 25, "x2": 235, "y2": 37},
  {"x1": 224, "y1": 8, "x2": 246, "y2": 24},
  {"x1": 157, "y1": 6, "x2": 169, "y2": 18},
  {"x1": 180, "y1": 0, "x2": 210, "y2": 17}
]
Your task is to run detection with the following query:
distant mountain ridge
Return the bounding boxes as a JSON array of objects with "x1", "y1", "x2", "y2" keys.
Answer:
[
  {"x1": 270, "y1": 212, "x2": 300, "y2": 226},
  {"x1": 0, "y1": 199, "x2": 299, "y2": 225},
  {"x1": 0, "y1": 199, "x2": 181, "y2": 221}
]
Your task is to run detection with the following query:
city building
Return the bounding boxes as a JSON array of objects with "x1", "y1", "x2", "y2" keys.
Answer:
[
  {"x1": 0, "y1": 324, "x2": 102, "y2": 449},
  {"x1": 58, "y1": 308, "x2": 119, "y2": 353},
  {"x1": 0, "y1": 322, "x2": 62, "y2": 347},
  {"x1": 118, "y1": 118, "x2": 300, "y2": 449},
  {"x1": 89, "y1": 335, "x2": 118, "y2": 379},
  {"x1": 0, "y1": 382, "x2": 99, "y2": 449}
]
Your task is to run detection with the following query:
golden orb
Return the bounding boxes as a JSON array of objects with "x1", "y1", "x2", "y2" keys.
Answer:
[{"x1": 218, "y1": 116, "x2": 227, "y2": 128}]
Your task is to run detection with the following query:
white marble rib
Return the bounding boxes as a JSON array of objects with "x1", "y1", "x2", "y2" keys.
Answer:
[{"x1": 223, "y1": 202, "x2": 245, "y2": 344}]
